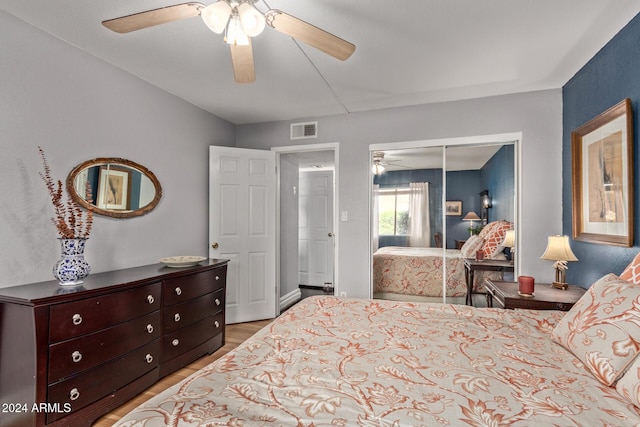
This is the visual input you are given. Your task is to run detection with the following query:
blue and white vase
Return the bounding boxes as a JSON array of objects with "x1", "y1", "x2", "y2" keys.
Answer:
[{"x1": 53, "y1": 238, "x2": 91, "y2": 286}]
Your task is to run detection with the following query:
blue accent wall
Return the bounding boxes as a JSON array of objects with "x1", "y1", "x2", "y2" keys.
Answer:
[
  {"x1": 446, "y1": 170, "x2": 483, "y2": 247},
  {"x1": 562, "y1": 12, "x2": 640, "y2": 287},
  {"x1": 482, "y1": 145, "x2": 515, "y2": 224}
]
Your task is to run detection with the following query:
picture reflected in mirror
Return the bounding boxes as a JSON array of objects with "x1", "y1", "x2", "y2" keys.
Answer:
[{"x1": 67, "y1": 158, "x2": 162, "y2": 218}]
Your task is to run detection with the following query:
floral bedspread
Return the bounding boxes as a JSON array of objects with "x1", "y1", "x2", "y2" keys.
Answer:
[
  {"x1": 114, "y1": 296, "x2": 640, "y2": 426},
  {"x1": 373, "y1": 246, "x2": 502, "y2": 297}
]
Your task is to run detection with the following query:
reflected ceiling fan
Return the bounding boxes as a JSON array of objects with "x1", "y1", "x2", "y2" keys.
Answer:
[
  {"x1": 102, "y1": 1, "x2": 356, "y2": 83},
  {"x1": 372, "y1": 151, "x2": 412, "y2": 175}
]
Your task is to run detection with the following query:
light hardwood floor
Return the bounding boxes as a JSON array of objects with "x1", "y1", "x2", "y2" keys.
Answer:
[{"x1": 93, "y1": 318, "x2": 274, "y2": 426}]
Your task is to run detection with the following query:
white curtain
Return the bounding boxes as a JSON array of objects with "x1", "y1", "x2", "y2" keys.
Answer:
[
  {"x1": 372, "y1": 184, "x2": 380, "y2": 251},
  {"x1": 409, "y1": 182, "x2": 430, "y2": 247}
]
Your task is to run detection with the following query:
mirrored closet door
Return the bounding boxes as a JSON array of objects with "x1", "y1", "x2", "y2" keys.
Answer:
[{"x1": 370, "y1": 135, "x2": 519, "y2": 306}]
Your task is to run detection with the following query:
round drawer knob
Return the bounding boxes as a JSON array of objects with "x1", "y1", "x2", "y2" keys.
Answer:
[
  {"x1": 172, "y1": 339, "x2": 180, "y2": 347},
  {"x1": 175, "y1": 287, "x2": 182, "y2": 296},
  {"x1": 146, "y1": 324, "x2": 154, "y2": 334},
  {"x1": 214, "y1": 298, "x2": 221, "y2": 306},
  {"x1": 174, "y1": 313, "x2": 181, "y2": 322},
  {"x1": 69, "y1": 388, "x2": 80, "y2": 401},
  {"x1": 71, "y1": 351, "x2": 82, "y2": 363},
  {"x1": 145, "y1": 354, "x2": 153, "y2": 363},
  {"x1": 147, "y1": 295, "x2": 155, "y2": 304},
  {"x1": 215, "y1": 276, "x2": 220, "y2": 281},
  {"x1": 214, "y1": 320, "x2": 220, "y2": 329},
  {"x1": 72, "y1": 313, "x2": 82, "y2": 326}
]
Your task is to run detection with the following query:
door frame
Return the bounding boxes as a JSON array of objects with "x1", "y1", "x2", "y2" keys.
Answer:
[{"x1": 272, "y1": 143, "x2": 340, "y2": 313}]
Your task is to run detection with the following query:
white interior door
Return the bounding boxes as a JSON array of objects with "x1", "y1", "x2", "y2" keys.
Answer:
[
  {"x1": 298, "y1": 170, "x2": 334, "y2": 287},
  {"x1": 209, "y1": 146, "x2": 276, "y2": 324}
]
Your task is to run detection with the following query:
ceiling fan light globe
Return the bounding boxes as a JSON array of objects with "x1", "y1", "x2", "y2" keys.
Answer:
[
  {"x1": 201, "y1": 1, "x2": 232, "y2": 34},
  {"x1": 238, "y1": 3, "x2": 265, "y2": 37},
  {"x1": 225, "y1": 15, "x2": 250, "y2": 46}
]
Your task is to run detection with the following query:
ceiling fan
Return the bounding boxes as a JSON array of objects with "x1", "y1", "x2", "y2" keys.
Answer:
[{"x1": 102, "y1": 1, "x2": 356, "y2": 83}]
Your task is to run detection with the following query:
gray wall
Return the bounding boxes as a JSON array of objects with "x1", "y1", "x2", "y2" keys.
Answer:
[
  {"x1": 0, "y1": 9, "x2": 565, "y2": 299},
  {"x1": 0, "y1": 11, "x2": 235, "y2": 287},
  {"x1": 237, "y1": 90, "x2": 563, "y2": 298}
]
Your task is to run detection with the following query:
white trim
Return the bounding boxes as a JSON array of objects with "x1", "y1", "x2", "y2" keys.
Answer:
[
  {"x1": 272, "y1": 142, "x2": 341, "y2": 299},
  {"x1": 280, "y1": 288, "x2": 302, "y2": 311}
]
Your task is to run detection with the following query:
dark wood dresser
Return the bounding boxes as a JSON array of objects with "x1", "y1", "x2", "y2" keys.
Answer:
[{"x1": 0, "y1": 259, "x2": 227, "y2": 427}]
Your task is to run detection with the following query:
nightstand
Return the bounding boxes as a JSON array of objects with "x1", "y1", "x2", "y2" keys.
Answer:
[
  {"x1": 485, "y1": 279, "x2": 586, "y2": 311},
  {"x1": 463, "y1": 258, "x2": 514, "y2": 306}
]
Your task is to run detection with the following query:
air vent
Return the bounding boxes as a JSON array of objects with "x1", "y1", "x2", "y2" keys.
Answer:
[{"x1": 290, "y1": 121, "x2": 318, "y2": 140}]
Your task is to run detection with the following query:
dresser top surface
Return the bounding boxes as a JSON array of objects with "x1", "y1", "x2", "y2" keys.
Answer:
[{"x1": 0, "y1": 259, "x2": 228, "y2": 305}]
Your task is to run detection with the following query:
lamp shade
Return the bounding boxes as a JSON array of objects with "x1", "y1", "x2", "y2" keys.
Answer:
[
  {"x1": 502, "y1": 229, "x2": 515, "y2": 248},
  {"x1": 463, "y1": 212, "x2": 481, "y2": 221},
  {"x1": 540, "y1": 235, "x2": 578, "y2": 261},
  {"x1": 201, "y1": 0, "x2": 231, "y2": 34}
]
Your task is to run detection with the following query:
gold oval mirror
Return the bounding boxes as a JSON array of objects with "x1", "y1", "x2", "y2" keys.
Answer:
[{"x1": 67, "y1": 158, "x2": 162, "y2": 218}]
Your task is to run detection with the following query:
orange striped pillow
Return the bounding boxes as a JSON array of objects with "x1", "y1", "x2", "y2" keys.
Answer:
[{"x1": 480, "y1": 220, "x2": 512, "y2": 259}]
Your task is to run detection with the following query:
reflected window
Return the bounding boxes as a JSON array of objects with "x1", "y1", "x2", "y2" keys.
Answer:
[{"x1": 378, "y1": 188, "x2": 410, "y2": 236}]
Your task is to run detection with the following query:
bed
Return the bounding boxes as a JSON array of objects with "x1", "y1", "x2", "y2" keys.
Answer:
[
  {"x1": 114, "y1": 287, "x2": 640, "y2": 426},
  {"x1": 373, "y1": 220, "x2": 513, "y2": 302}
]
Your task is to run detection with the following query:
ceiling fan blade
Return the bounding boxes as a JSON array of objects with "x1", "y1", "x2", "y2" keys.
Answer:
[
  {"x1": 265, "y1": 10, "x2": 355, "y2": 61},
  {"x1": 229, "y1": 42, "x2": 256, "y2": 83},
  {"x1": 102, "y1": 2, "x2": 205, "y2": 34}
]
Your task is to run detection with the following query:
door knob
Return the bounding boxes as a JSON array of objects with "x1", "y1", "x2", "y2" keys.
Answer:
[
  {"x1": 328, "y1": 233, "x2": 334, "y2": 237},
  {"x1": 211, "y1": 242, "x2": 219, "y2": 249}
]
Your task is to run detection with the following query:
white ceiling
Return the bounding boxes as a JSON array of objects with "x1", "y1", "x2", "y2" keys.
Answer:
[{"x1": 2, "y1": 1, "x2": 639, "y2": 125}]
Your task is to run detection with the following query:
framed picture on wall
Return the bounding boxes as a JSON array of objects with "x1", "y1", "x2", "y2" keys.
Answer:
[
  {"x1": 97, "y1": 166, "x2": 132, "y2": 211},
  {"x1": 571, "y1": 98, "x2": 634, "y2": 247},
  {"x1": 445, "y1": 201, "x2": 462, "y2": 216}
]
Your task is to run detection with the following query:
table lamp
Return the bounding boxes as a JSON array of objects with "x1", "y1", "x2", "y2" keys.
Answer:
[
  {"x1": 463, "y1": 211, "x2": 481, "y2": 236},
  {"x1": 540, "y1": 235, "x2": 578, "y2": 289}
]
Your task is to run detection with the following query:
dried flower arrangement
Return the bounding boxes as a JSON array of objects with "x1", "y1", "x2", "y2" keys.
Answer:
[{"x1": 38, "y1": 147, "x2": 94, "y2": 239}]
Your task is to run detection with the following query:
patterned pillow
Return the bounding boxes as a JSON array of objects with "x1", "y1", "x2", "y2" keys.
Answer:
[
  {"x1": 620, "y1": 252, "x2": 640, "y2": 284},
  {"x1": 480, "y1": 220, "x2": 512, "y2": 259},
  {"x1": 460, "y1": 235, "x2": 484, "y2": 258},
  {"x1": 552, "y1": 273, "x2": 640, "y2": 386},
  {"x1": 478, "y1": 221, "x2": 496, "y2": 239},
  {"x1": 616, "y1": 355, "x2": 640, "y2": 408}
]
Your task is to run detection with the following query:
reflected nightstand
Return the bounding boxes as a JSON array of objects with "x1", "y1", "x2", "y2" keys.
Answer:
[{"x1": 464, "y1": 258, "x2": 514, "y2": 306}]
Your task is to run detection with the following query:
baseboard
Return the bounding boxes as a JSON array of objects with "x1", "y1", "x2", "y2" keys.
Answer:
[{"x1": 280, "y1": 288, "x2": 301, "y2": 311}]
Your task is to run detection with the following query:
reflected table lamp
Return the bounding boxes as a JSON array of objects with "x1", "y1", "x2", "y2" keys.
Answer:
[
  {"x1": 463, "y1": 211, "x2": 481, "y2": 236},
  {"x1": 502, "y1": 229, "x2": 515, "y2": 264},
  {"x1": 540, "y1": 235, "x2": 578, "y2": 289}
]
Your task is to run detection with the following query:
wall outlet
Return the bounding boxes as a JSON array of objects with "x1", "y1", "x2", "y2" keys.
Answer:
[{"x1": 340, "y1": 292, "x2": 347, "y2": 297}]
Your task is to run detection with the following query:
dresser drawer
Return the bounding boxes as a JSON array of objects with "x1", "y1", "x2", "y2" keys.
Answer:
[
  {"x1": 163, "y1": 288, "x2": 224, "y2": 332},
  {"x1": 161, "y1": 311, "x2": 224, "y2": 362},
  {"x1": 46, "y1": 339, "x2": 160, "y2": 423},
  {"x1": 49, "y1": 283, "x2": 161, "y2": 342},
  {"x1": 163, "y1": 268, "x2": 226, "y2": 306},
  {"x1": 48, "y1": 311, "x2": 161, "y2": 383}
]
